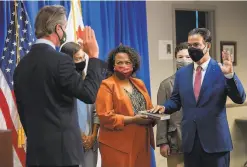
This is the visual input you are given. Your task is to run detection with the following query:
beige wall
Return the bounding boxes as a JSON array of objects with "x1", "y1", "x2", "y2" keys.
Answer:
[{"x1": 146, "y1": 1, "x2": 247, "y2": 167}]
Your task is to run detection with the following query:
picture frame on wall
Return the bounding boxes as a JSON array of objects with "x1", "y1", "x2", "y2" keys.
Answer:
[{"x1": 220, "y1": 41, "x2": 237, "y2": 66}]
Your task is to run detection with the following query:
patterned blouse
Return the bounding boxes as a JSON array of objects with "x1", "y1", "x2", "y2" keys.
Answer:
[
  {"x1": 124, "y1": 83, "x2": 147, "y2": 114},
  {"x1": 124, "y1": 83, "x2": 149, "y2": 152}
]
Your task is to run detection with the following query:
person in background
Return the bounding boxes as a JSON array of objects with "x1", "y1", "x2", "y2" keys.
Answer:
[
  {"x1": 61, "y1": 42, "x2": 107, "y2": 167},
  {"x1": 156, "y1": 42, "x2": 192, "y2": 167},
  {"x1": 151, "y1": 28, "x2": 246, "y2": 167},
  {"x1": 13, "y1": 5, "x2": 105, "y2": 167},
  {"x1": 96, "y1": 45, "x2": 164, "y2": 167}
]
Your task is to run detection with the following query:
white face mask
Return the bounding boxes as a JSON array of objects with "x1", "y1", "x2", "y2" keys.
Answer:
[{"x1": 176, "y1": 59, "x2": 193, "y2": 69}]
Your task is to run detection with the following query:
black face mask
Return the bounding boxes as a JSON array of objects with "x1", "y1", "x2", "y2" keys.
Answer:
[
  {"x1": 75, "y1": 61, "x2": 86, "y2": 73},
  {"x1": 188, "y1": 46, "x2": 206, "y2": 62}
]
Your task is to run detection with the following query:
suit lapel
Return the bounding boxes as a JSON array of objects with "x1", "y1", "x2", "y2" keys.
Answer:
[
  {"x1": 197, "y1": 59, "x2": 216, "y2": 105},
  {"x1": 187, "y1": 64, "x2": 197, "y2": 105},
  {"x1": 112, "y1": 76, "x2": 135, "y2": 116}
]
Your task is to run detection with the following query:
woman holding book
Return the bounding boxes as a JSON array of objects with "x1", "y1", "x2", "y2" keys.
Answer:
[{"x1": 95, "y1": 45, "x2": 163, "y2": 167}]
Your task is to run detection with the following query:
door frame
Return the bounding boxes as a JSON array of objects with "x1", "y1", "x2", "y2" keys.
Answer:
[{"x1": 172, "y1": 3, "x2": 216, "y2": 71}]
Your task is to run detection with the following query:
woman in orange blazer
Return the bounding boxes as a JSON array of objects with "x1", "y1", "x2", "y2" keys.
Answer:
[{"x1": 96, "y1": 45, "x2": 164, "y2": 167}]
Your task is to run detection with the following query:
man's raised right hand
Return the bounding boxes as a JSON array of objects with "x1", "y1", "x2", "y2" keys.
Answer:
[{"x1": 78, "y1": 26, "x2": 99, "y2": 59}]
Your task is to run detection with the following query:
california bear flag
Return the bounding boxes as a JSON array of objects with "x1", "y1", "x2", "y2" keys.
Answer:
[{"x1": 65, "y1": 1, "x2": 101, "y2": 167}]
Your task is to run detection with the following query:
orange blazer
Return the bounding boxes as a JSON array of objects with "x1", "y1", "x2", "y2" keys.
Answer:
[{"x1": 96, "y1": 75, "x2": 155, "y2": 154}]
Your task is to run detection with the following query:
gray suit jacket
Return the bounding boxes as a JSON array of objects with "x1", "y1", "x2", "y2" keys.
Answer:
[
  {"x1": 86, "y1": 104, "x2": 99, "y2": 152},
  {"x1": 156, "y1": 75, "x2": 183, "y2": 153},
  {"x1": 82, "y1": 104, "x2": 99, "y2": 167}
]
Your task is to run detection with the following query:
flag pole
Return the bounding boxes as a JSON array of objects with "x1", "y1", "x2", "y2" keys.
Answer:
[
  {"x1": 78, "y1": 0, "x2": 82, "y2": 17},
  {"x1": 14, "y1": 1, "x2": 20, "y2": 64},
  {"x1": 14, "y1": 0, "x2": 25, "y2": 149},
  {"x1": 71, "y1": 0, "x2": 77, "y2": 42}
]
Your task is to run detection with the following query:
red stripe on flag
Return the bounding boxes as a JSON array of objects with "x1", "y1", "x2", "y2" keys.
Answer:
[{"x1": 0, "y1": 89, "x2": 26, "y2": 167}]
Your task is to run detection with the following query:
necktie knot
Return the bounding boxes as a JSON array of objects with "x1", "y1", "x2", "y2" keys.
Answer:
[{"x1": 196, "y1": 66, "x2": 202, "y2": 72}]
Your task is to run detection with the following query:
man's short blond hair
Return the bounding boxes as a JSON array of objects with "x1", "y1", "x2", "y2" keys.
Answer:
[{"x1": 35, "y1": 5, "x2": 66, "y2": 39}]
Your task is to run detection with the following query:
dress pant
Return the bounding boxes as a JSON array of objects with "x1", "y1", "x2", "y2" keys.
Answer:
[
  {"x1": 184, "y1": 132, "x2": 230, "y2": 167},
  {"x1": 79, "y1": 146, "x2": 98, "y2": 167},
  {"x1": 167, "y1": 153, "x2": 184, "y2": 167}
]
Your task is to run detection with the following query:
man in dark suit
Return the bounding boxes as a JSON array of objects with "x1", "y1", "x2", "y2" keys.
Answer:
[
  {"x1": 13, "y1": 5, "x2": 105, "y2": 167},
  {"x1": 156, "y1": 42, "x2": 192, "y2": 167},
  {"x1": 152, "y1": 28, "x2": 246, "y2": 167}
]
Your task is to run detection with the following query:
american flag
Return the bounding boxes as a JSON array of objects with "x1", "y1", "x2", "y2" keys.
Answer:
[{"x1": 0, "y1": 1, "x2": 34, "y2": 167}]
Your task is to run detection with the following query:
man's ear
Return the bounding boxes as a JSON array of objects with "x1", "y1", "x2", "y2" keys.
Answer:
[
  {"x1": 54, "y1": 24, "x2": 59, "y2": 32},
  {"x1": 207, "y1": 43, "x2": 211, "y2": 51}
]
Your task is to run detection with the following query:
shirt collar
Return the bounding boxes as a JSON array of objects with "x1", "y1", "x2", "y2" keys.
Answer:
[
  {"x1": 194, "y1": 57, "x2": 211, "y2": 71},
  {"x1": 35, "y1": 38, "x2": 56, "y2": 49}
]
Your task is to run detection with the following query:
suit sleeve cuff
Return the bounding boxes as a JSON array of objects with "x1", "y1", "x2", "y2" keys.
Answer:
[
  {"x1": 156, "y1": 139, "x2": 168, "y2": 147},
  {"x1": 88, "y1": 58, "x2": 108, "y2": 77},
  {"x1": 225, "y1": 72, "x2": 234, "y2": 79}
]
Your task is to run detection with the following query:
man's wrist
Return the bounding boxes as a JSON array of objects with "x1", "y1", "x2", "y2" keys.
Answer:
[
  {"x1": 88, "y1": 52, "x2": 99, "y2": 58},
  {"x1": 224, "y1": 72, "x2": 234, "y2": 79},
  {"x1": 159, "y1": 143, "x2": 169, "y2": 147},
  {"x1": 161, "y1": 106, "x2": 165, "y2": 112}
]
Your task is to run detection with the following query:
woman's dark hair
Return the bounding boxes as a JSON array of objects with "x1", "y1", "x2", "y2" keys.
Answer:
[
  {"x1": 60, "y1": 42, "x2": 81, "y2": 58},
  {"x1": 107, "y1": 45, "x2": 140, "y2": 77}
]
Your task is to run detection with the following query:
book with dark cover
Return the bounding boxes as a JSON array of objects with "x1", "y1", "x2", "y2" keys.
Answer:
[{"x1": 139, "y1": 111, "x2": 170, "y2": 120}]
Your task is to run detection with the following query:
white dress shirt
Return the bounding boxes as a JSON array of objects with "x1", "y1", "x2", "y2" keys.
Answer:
[
  {"x1": 193, "y1": 57, "x2": 234, "y2": 87},
  {"x1": 35, "y1": 38, "x2": 56, "y2": 49}
]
